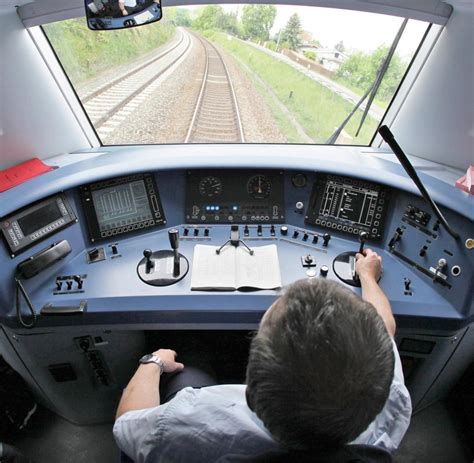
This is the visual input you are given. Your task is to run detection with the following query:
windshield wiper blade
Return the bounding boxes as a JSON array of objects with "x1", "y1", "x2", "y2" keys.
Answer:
[
  {"x1": 327, "y1": 18, "x2": 408, "y2": 144},
  {"x1": 355, "y1": 18, "x2": 408, "y2": 137}
]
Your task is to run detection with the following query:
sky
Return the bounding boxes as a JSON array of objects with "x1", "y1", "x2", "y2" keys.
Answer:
[{"x1": 182, "y1": 4, "x2": 429, "y2": 57}]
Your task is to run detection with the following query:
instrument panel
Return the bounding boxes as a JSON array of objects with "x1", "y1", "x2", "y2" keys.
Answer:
[
  {"x1": 305, "y1": 174, "x2": 391, "y2": 240},
  {"x1": 80, "y1": 173, "x2": 166, "y2": 242},
  {"x1": 185, "y1": 170, "x2": 285, "y2": 224}
]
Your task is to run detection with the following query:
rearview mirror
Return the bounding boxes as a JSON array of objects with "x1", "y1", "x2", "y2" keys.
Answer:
[{"x1": 85, "y1": 0, "x2": 162, "y2": 30}]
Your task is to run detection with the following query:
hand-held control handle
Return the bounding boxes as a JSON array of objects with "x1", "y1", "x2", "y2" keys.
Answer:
[
  {"x1": 169, "y1": 229, "x2": 179, "y2": 250},
  {"x1": 168, "y1": 229, "x2": 180, "y2": 277},
  {"x1": 143, "y1": 249, "x2": 154, "y2": 274},
  {"x1": 358, "y1": 231, "x2": 368, "y2": 254}
]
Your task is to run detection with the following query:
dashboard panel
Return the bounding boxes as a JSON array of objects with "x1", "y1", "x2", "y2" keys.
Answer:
[{"x1": 0, "y1": 167, "x2": 471, "y2": 334}]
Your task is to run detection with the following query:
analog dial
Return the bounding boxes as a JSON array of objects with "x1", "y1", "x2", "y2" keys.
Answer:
[
  {"x1": 199, "y1": 176, "x2": 223, "y2": 197},
  {"x1": 247, "y1": 175, "x2": 272, "y2": 199}
]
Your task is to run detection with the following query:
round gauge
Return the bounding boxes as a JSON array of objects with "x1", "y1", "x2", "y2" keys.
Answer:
[
  {"x1": 247, "y1": 175, "x2": 272, "y2": 199},
  {"x1": 291, "y1": 173, "x2": 307, "y2": 188},
  {"x1": 199, "y1": 176, "x2": 223, "y2": 197}
]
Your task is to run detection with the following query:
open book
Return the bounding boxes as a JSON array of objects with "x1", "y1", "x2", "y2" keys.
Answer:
[{"x1": 191, "y1": 244, "x2": 282, "y2": 291}]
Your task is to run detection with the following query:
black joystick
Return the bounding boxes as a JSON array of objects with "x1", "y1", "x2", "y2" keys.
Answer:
[
  {"x1": 358, "y1": 231, "x2": 368, "y2": 254},
  {"x1": 137, "y1": 232, "x2": 189, "y2": 287},
  {"x1": 168, "y1": 229, "x2": 180, "y2": 277},
  {"x1": 323, "y1": 233, "x2": 331, "y2": 247},
  {"x1": 143, "y1": 249, "x2": 154, "y2": 274}
]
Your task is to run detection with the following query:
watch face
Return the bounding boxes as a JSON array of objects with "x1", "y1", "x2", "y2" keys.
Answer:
[{"x1": 140, "y1": 354, "x2": 153, "y2": 363}]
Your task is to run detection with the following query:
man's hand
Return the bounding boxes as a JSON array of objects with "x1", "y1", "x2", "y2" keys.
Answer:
[
  {"x1": 355, "y1": 248, "x2": 382, "y2": 282},
  {"x1": 153, "y1": 349, "x2": 184, "y2": 374}
]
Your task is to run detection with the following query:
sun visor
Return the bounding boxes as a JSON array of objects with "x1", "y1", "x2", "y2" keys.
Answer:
[{"x1": 18, "y1": 0, "x2": 453, "y2": 28}]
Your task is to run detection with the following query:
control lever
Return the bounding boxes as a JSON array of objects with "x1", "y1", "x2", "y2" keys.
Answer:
[
  {"x1": 168, "y1": 229, "x2": 180, "y2": 277},
  {"x1": 137, "y1": 232, "x2": 189, "y2": 287},
  {"x1": 358, "y1": 231, "x2": 368, "y2": 254},
  {"x1": 143, "y1": 249, "x2": 154, "y2": 274}
]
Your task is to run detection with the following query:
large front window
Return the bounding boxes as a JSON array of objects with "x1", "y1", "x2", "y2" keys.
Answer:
[{"x1": 43, "y1": 5, "x2": 429, "y2": 146}]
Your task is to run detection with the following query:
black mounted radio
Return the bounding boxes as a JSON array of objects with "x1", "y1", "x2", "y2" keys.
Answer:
[{"x1": 1, "y1": 194, "x2": 77, "y2": 257}]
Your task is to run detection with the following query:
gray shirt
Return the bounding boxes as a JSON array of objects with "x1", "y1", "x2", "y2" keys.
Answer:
[{"x1": 114, "y1": 341, "x2": 411, "y2": 462}]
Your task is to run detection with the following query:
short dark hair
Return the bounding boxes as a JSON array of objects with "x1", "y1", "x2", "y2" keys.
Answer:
[{"x1": 246, "y1": 279, "x2": 394, "y2": 450}]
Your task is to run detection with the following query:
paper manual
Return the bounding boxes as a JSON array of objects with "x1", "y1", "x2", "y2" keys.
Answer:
[{"x1": 191, "y1": 244, "x2": 282, "y2": 290}]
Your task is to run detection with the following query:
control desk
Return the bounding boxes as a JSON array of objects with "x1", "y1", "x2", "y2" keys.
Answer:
[
  {"x1": 1, "y1": 166, "x2": 472, "y2": 331},
  {"x1": 0, "y1": 151, "x2": 472, "y2": 424}
]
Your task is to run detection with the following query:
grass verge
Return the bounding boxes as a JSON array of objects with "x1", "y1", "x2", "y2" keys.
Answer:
[{"x1": 43, "y1": 18, "x2": 176, "y2": 86}]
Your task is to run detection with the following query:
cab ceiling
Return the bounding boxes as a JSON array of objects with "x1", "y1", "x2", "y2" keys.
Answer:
[{"x1": 10, "y1": 0, "x2": 455, "y2": 27}]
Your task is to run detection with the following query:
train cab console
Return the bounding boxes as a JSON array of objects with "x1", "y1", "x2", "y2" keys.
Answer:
[{"x1": 0, "y1": 148, "x2": 472, "y2": 425}]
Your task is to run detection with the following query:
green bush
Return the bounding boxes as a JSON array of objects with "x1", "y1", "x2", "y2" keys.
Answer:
[{"x1": 303, "y1": 51, "x2": 315, "y2": 61}]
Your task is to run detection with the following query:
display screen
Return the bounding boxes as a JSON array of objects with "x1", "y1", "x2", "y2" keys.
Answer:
[
  {"x1": 17, "y1": 202, "x2": 62, "y2": 236},
  {"x1": 91, "y1": 180, "x2": 153, "y2": 232},
  {"x1": 320, "y1": 179, "x2": 378, "y2": 227}
]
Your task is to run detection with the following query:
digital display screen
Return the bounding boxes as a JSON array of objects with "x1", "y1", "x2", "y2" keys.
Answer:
[
  {"x1": 319, "y1": 179, "x2": 378, "y2": 227},
  {"x1": 18, "y1": 202, "x2": 62, "y2": 236},
  {"x1": 91, "y1": 180, "x2": 153, "y2": 232}
]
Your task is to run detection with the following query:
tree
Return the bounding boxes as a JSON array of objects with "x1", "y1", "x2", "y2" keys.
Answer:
[
  {"x1": 281, "y1": 13, "x2": 302, "y2": 51},
  {"x1": 335, "y1": 40, "x2": 345, "y2": 53},
  {"x1": 193, "y1": 5, "x2": 226, "y2": 31},
  {"x1": 241, "y1": 5, "x2": 276, "y2": 41},
  {"x1": 336, "y1": 45, "x2": 406, "y2": 101},
  {"x1": 171, "y1": 8, "x2": 191, "y2": 27}
]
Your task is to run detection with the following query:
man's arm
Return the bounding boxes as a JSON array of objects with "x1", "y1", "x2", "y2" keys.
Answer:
[
  {"x1": 116, "y1": 349, "x2": 184, "y2": 420},
  {"x1": 355, "y1": 249, "x2": 396, "y2": 337}
]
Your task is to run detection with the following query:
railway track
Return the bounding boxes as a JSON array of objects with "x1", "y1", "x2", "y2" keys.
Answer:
[
  {"x1": 83, "y1": 29, "x2": 191, "y2": 132},
  {"x1": 185, "y1": 35, "x2": 244, "y2": 143}
]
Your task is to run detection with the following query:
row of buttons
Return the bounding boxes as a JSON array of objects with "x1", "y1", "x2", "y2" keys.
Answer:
[
  {"x1": 100, "y1": 220, "x2": 155, "y2": 237},
  {"x1": 30, "y1": 219, "x2": 65, "y2": 240}
]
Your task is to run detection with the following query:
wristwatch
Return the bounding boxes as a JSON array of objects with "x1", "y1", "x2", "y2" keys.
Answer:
[{"x1": 139, "y1": 354, "x2": 164, "y2": 375}]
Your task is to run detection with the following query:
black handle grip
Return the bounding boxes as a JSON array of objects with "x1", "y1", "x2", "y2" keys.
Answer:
[{"x1": 168, "y1": 229, "x2": 179, "y2": 250}]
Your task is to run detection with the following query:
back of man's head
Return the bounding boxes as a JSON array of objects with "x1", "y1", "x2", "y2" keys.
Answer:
[{"x1": 246, "y1": 279, "x2": 394, "y2": 450}]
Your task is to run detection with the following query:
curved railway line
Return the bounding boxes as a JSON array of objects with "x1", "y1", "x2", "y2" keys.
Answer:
[
  {"x1": 185, "y1": 34, "x2": 244, "y2": 143},
  {"x1": 83, "y1": 29, "x2": 191, "y2": 131}
]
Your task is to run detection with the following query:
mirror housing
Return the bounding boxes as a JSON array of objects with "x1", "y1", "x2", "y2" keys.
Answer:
[{"x1": 85, "y1": 0, "x2": 162, "y2": 30}]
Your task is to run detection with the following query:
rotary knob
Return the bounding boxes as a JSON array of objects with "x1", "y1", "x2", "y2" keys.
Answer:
[
  {"x1": 320, "y1": 265, "x2": 329, "y2": 277},
  {"x1": 280, "y1": 226, "x2": 288, "y2": 236}
]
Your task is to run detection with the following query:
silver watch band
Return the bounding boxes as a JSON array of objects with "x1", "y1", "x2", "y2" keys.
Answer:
[{"x1": 139, "y1": 354, "x2": 164, "y2": 374}]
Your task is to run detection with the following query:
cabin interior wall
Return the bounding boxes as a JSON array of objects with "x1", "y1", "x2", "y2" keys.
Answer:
[
  {"x1": 392, "y1": 5, "x2": 474, "y2": 170},
  {"x1": 0, "y1": 7, "x2": 91, "y2": 169}
]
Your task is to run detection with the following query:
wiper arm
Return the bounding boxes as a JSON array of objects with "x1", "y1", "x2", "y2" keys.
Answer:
[
  {"x1": 379, "y1": 125, "x2": 460, "y2": 240},
  {"x1": 327, "y1": 18, "x2": 408, "y2": 144},
  {"x1": 355, "y1": 18, "x2": 408, "y2": 137}
]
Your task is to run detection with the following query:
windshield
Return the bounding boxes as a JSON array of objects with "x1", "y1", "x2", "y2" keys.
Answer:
[{"x1": 43, "y1": 5, "x2": 429, "y2": 146}]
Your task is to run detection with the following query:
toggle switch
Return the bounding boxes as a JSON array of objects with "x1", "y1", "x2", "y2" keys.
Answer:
[
  {"x1": 204, "y1": 228, "x2": 210, "y2": 237},
  {"x1": 301, "y1": 254, "x2": 316, "y2": 268},
  {"x1": 257, "y1": 225, "x2": 263, "y2": 236},
  {"x1": 293, "y1": 230, "x2": 299, "y2": 239},
  {"x1": 270, "y1": 225, "x2": 275, "y2": 236},
  {"x1": 194, "y1": 228, "x2": 199, "y2": 237},
  {"x1": 419, "y1": 246, "x2": 428, "y2": 257},
  {"x1": 55, "y1": 279, "x2": 62, "y2": 291},
  {"x1": 73, "y1": 275, "x2": 83, "y2": 290},
  {"x1": 244, "y1": 225, "x2": 249, "y2": 236},
  {"x1": 312, "y1": 234, "x2": 318, "y2": 244},
  {"x1": 183, "y1": 228, "x2": 189, "y2": 236},
  {"x1": 66, "y1": 280, "x2": 73, "y2": 290},
  {"x1": 404, "y1": 278, "x2": 411, "y2": 291},
  {"x1": 302, "y1": 233, "x2": 309, "y2": 241},
  {"x1": 111, "y1": 245, "x2": 118, "y2": 255},
  {"x1": 322, "y1": 233, "x2": 331, "y2": 247}
]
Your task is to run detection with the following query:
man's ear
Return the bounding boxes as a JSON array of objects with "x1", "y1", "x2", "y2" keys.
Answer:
[{"x1": 245, "y1": 386, "x2": 255, "y2": 412}]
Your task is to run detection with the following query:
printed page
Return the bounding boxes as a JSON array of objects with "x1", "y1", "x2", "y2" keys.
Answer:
[
  {"x1": 190, "y1": 245, "x2": 236, "y2": 290},
  {"x1": 235, "y1": 244, "x2": 282, "y2": 290}
]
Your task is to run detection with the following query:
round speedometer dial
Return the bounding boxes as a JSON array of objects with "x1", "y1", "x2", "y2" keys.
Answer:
[
  {"x1": 199, "y1": 176, "x2": 223, "y2": 197},
  {"x1": 247, "y1": 175, "x2": 271, "y2": 199}
]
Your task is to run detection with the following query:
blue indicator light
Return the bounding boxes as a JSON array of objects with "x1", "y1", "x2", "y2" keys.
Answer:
[
  {"x1": 206, "y1": 206, "x2": 210, "y2": 211},
  {"x1": 216, "y1": 206, "x2": 220, "y2": 211},
  {"x1": 233, "y1": 206, "x2": 238, "y2": 211}
]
